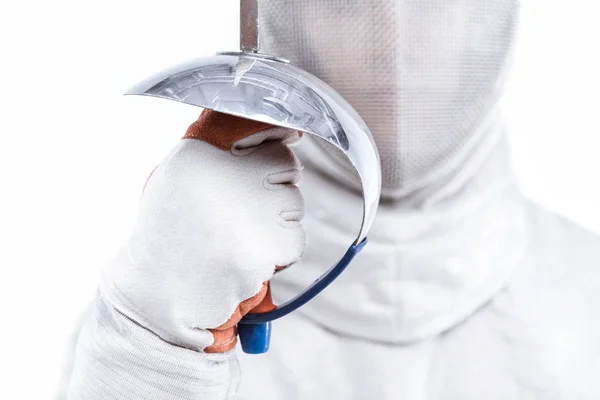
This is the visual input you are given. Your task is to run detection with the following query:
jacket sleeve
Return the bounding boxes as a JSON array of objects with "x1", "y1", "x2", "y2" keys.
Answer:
[{"x1": 58, "y1": 291, "x2": 240, "y2": 400}]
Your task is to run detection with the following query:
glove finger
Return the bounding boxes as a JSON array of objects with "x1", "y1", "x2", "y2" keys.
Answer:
[{"x1": 232, "y1": 127, "x2": 301, "y2": 156}]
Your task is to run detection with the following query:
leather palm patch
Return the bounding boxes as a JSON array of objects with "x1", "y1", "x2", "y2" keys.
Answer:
[
  {"x1": 205, "y1": 282, "x2": 276, "y2": 353},
  {"x1": 184, "y1": 109, "x2": 275, "y2": 150}
]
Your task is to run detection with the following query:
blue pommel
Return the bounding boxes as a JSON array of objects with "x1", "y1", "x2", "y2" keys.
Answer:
[
  {"x1": 238, "y1": 321, "x2": 272, "y2": 354},
  {"x1": 238, "y1": 238, "x2": 367, "y2": 354}
]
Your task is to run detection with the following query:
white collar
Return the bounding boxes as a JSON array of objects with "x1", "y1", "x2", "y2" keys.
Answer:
[{"x1": 272, "y1": 118, "x2": 530, "y2": 343}]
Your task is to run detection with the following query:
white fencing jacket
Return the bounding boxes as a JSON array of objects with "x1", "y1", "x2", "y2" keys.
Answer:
[{"x1": 57, "y1": 125, "x2": 600, "y2": 399}]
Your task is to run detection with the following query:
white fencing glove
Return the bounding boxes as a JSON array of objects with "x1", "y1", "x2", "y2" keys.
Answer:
[{"x1": 101, "y1": 109, "x2": 305, "y2": 353}]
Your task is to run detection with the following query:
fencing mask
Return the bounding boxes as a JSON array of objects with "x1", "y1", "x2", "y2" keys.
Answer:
[{"x1": 259, "y1": 0, "x2": 518, "y2": 200}]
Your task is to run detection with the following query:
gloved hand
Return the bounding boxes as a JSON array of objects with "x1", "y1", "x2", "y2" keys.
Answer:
[{"x1": 101, "y1": 110, "x2": 305, "y2": 353}]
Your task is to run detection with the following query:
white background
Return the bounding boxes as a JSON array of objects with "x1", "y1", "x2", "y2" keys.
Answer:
[{"x1": 0, "y1": 0, "x2": 598, "y2": 398}]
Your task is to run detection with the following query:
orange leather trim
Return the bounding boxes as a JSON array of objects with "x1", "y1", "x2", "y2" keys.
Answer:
[
  {"x1": 183, "y1": 109, "x2": 275, "y2": 150},
  {"x1": 248, "y1": 282, "x2": 276, "y2": 314},
  {"x1": 142, "y1": 166, "x2": 158, "y2": 193},
  {"x1": 205, "y1": 281, "x2": 275, "y2": 353}
]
